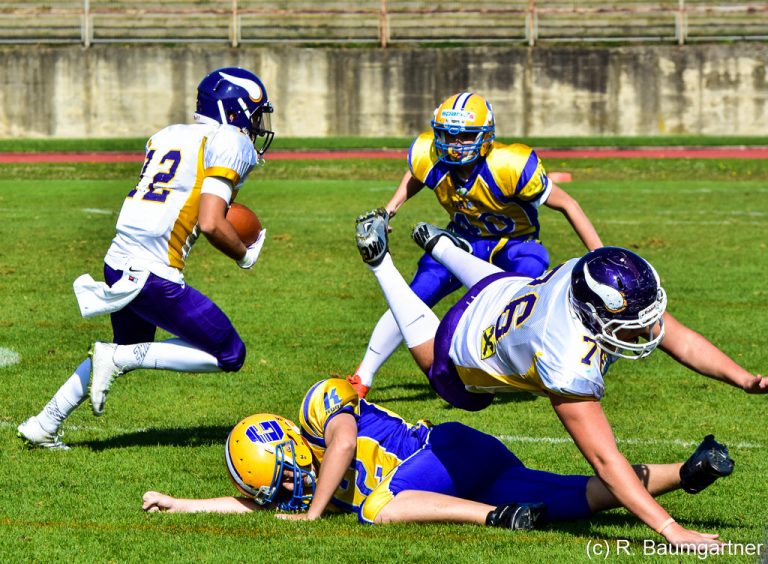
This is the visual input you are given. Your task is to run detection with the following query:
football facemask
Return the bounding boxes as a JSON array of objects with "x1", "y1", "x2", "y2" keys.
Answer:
[
  {"x1": 570, "y1": 247, "x2": 668, "y2": 360},
  {"x1": 431, "y1": 92, "x2": 495, "y2": 165},
  {"x1": 196, "y1": 67, "x2": 275, "y2": 156},
  {"x1": 225, "y1": 413, "x2": 315, "y2": 511}
]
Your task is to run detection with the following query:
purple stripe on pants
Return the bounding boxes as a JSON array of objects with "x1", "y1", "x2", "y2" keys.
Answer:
[
  {"x1": 428, "y1": 271, "x2": 526, "y2": 411},
  {"x1": 105, "y1": 264, "x2": 245, "y2": 371}
]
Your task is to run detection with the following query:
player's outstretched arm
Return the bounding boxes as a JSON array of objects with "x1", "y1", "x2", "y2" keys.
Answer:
[
  {"x1": 549, "y1": 395, "x2": 723, "y2": 550},
  {"x1": 142, "y1": 491, "x2": 259, "y2": 513},
  {"x1": 543, "y1": 184, "x2": 603, "y2": 251},
  {"x1": 384, "y1": 171, "x2": 425, "y2": 220},
  {"x1": 659, "y1": 312, "x2": 767, "y2": 393},
  {"x1": 276, "y1": 412, "x2": 358, "y2": 522}
]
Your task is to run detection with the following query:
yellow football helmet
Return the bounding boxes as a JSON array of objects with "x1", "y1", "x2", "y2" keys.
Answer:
[
  {"x1": 431, "y1": 92, "x2": 495, "y2": 164},
  {"x1": 225, "y1": 413, "x2": 316, "y2": 511}
]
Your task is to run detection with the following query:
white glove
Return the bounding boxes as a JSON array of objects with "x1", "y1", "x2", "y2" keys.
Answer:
[{"x1": 237, "y1": 229, "x2": 267, "y2": 269}]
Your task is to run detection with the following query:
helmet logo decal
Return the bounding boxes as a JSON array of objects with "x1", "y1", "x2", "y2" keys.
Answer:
[
  {"x1": 246, "y1": 420, "x2": 285, "y2": 443},
  {"x1": 583, "y1": 263, "x2": 627, "y2": 313},
  {"x1": 439, "y1": 109, "x2": 475, "y2": 126},
  {"x1": 218, "y1": 71, "x2": 263, "y2": 102}
]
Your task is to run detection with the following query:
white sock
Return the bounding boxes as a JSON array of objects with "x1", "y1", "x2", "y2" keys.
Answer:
[
  {"x1": 37, "y1": 358, "x2": 91, "y2": 433},
  {"x1": 356, "y1": 310, "x2": 403, "y2": 387},
  {"x1": 431, "y1": 237, "x2": 503, "y2": 288},
  {"x1": 369, "y1": 254, "x2": 439, "y2": 348},
  {"x1": 113, "y1": 338, "x2": 221, "y2": 372}
]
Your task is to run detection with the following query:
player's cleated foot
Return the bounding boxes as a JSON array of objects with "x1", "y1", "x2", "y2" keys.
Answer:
[
  {"x1": 89, "y1": 342, "x2": 124, "y2": 417},
  {"x1": 17, "y1": 416, "x2": 70, "y2": 451},
  {"x1": 411, "y1": 222, "x2": 472, "y2": 255},
  {"x1": 346, "y1": 374, "x2": 370, "y2": 399},
  {"x1": 355, "y1": 208, "x2": 390, "y2": 266},
  {"x1": 680, "y1": 434, "x2": 734, "y2": 494},
  {"x1": 486, "y1": 502, "x2": 547, "y2": 530}
]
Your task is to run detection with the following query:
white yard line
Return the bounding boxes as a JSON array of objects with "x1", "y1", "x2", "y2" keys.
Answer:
[{"x1": 2, "y1": 420, "x2": 760, "y2": 449}]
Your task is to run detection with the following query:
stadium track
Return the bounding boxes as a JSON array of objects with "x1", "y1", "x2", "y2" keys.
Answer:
[{"x1": 2, "y1": 146, "x2": 768, "y2": 163}]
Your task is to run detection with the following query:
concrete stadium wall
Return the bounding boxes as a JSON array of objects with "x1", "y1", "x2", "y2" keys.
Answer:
[{"x1": 1, "y1": 44, "x2": 766, "y2": 139}]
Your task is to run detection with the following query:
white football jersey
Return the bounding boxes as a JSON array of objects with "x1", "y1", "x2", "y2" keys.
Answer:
[
  {"x1": 450, "y1": 259, "x2": 614, "y2": 399},
  {"x1": 104, "y1": 122, "x2": 258, "y2": 282}
]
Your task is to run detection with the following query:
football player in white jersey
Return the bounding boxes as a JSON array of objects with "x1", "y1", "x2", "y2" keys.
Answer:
[
  {"x1": 347, "y1": 92, "x2": 603, "y2": 399},
  {"x1": 17, "y1": 67, "x2": 274, "y2": 450},
  {"x1": 354, "y1": 209, "x2": 767, "y2": 549}
]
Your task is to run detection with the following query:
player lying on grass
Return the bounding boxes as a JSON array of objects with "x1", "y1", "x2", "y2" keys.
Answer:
[
  {"x1": 353, "y1": 210, "x2": 765, "y2": 546},
  {"x1": 143, "y1": 378, "x2": 733, "y2": 534}
]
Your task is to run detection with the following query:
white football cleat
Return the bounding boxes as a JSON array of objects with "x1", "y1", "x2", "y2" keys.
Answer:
[
  {"x1": 89, "y1": 342, "x2": 123, "y2": 417},
  {"x1": 17, "y1": 416, "x2": 70, "y2": 451},
  {"x1": 355, "y1": 208, "x2": 390, "y2": 266}
]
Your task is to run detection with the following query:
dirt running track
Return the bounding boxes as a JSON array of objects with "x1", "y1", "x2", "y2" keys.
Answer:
[{"x1": 1, "y1": 147, "x2": 768, "y2": 164}]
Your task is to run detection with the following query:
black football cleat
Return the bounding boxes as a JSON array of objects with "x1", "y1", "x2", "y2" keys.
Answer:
[
  {"x1": 486, "y1": 502, "x2": 547, "y2": 530},
  {"x1": 680, "y1": 434, "x2": 735, "y2": 494},
  {"x1": 411, "y1": 222, "x2": 472, "y2": 255},
  {"x1": 355, "y1": 208, "x2": 390, "y2": 266}
]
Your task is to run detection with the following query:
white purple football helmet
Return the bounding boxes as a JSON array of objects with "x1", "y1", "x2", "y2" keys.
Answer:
[
  {"x1": 570, "y1": 247, "x2": 667, "y2": 360},
  {"x1": 196, "y1": 67, "x2": 274, "y2": 155}
]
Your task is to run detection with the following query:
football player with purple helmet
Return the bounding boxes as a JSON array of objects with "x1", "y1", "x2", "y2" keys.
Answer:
[
  {"x1": 354, "y1": 211, "x2": 766, "y2": 549},
  {"x1": 17, "y1": 67, "x2": 275, "y2": 450}
]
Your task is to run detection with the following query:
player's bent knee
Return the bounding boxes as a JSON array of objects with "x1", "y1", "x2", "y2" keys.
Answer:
[{"x1": 218, "y1": 341, "x2": 246, "y2": 372}]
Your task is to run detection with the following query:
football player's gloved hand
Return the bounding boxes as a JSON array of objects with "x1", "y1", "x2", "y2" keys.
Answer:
[{"x1": 237, "y1": 229, "x2": 267, "y2": 269}]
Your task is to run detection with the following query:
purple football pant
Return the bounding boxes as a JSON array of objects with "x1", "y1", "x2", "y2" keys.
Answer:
[
  {"x1": 104, "y1": 264, "x2": 245, "y2": 371},
  {"x1": 428, "y1": 271, "x2": 526, "y2": 411},
  {"x1": 377, "y1": 422, "x2": 592, "y2": 522},
  {"x1": 409, "y1": 236, "x2": 548, "y2": 307}
]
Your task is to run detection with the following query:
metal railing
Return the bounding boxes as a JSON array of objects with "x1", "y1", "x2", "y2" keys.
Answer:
[{"x1": 0, "y1": 1, "x2": 766, "y2": 48}]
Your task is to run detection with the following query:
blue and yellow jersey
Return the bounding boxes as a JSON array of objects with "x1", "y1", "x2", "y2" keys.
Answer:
[
  {"x1": 299, "y1": 378, "x2": 431, "y2": 516},
  {"x1": 408, "y1": 132, "x2": 552, "y2": 240}
]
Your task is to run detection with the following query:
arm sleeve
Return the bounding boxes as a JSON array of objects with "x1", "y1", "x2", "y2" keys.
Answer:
[
  {"x1": 204, "y1": 126, "x2": 259, "y2": 188},
  {"x1": 200, "y1": 176, "x2": 234, "y2": 203}
]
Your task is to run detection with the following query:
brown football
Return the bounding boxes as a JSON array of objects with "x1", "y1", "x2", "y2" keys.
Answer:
[{"x1": 226, "y1": 203, "x2": 262, "y2": 246}]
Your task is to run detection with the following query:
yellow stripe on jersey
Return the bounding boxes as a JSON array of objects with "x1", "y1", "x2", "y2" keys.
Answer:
[
  {"x1": 205, "y1": 165, "x2": 241, "y2": 185},
  {"x1": 457, "y1": 351, "x2": 546, "y2": 394},
  {"x1": 167, "y1": 139, "x2": 206, "y2": 270},
  {"x1": 457, "y1": 357, "x2": 598, "y2": 400}
]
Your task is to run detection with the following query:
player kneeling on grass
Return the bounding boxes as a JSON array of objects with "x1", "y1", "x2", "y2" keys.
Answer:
[
  {"x1": 17, "y1": 67, "x2": 273, "y2": 450},
  {"x1": 353, "y1": 209, "x2": 766, "y2": 547},
  {"x1": 143, "y1": 378, "x2": 732, "y2": 533}
]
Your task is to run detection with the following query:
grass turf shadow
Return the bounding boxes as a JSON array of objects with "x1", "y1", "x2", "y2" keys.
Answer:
[
  {"x1": 373, "y1": 381, "x2": 539, "y2": 407},
  {"x1": 79, "y1": 424, "x2": 232, "y2": 450}
]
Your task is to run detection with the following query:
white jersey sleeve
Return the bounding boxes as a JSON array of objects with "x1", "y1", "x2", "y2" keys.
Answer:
[{"x1": 203, "y1": 126, "x2": 258, "y2": 188}]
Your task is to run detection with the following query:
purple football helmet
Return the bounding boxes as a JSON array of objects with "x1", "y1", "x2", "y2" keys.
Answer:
[
  {"x1": 196, "y1": 67, "x2": 274, "y2": 155},
  {"x1": 570, "y1": 247, "x2": 667, "y2": 360}
]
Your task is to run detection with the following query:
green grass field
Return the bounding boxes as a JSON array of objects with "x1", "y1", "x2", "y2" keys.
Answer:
[{"x1": 1, "y1": 154, "x2": 766, "y2": 562}]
